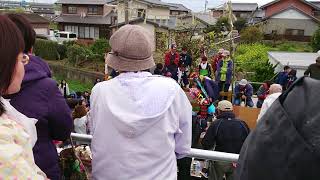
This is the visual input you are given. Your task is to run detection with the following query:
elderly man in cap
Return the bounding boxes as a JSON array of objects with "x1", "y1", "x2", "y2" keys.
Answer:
[
  {"x1": 234, "y1": 79, "x2": 254, "y2": 107},
  {"x1": 216, "y1": 50, "x2": 233, "y2": 93},
  {"x1": 257, "y1": 84, "x2": 282, "y2": 121},
  {"x1": 164, "y1": 44, "x2": 180, "y2": 81},
  {"x1": 202, "y1": 100, "x2": 250, "y2": 180},
  {"x1": 304, "y1": 56, "x2": 320, "y2": 80},
  {"x1": 91, "y1": 25, "x2": 192, "y2": 180}
]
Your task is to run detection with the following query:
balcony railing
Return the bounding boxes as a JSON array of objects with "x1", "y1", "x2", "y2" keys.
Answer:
[{"x1": 71, "y1": 133, "x2": 239, "y2": 162}]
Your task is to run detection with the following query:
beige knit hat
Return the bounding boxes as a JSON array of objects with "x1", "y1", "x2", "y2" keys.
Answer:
[
  {"x1": 217, "y1": 100, "x2": 233, "y2": 111},
  {"x1": 105, "y1": 25, "x2": 155, "y2": 71}
]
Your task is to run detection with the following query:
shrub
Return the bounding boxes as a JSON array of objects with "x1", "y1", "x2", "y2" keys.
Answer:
[
  {"x1": 240, "y1": 26, "x2": 263, "y2": 44},
  {"x1": 235, "y1": 43, "x2": 276, "y2": 82},
  {"x1": 57, "y1": 44, "x2": 67, "y2": 60},
  {"x1": 311, "y1": 26, "x2": 320, "y2": 52},
  {"x1": 90, "y1": 39, "x2": 111, "y2": 62},
  {"x1": 34, "y1": 39, "x2": 59, "y2": 60},
  {"x1": 67, "y1": 44, "x2": 93, "y2": 65},
  {"x1": 234, "y1": 18, "x2": 247, "y2": 32}
]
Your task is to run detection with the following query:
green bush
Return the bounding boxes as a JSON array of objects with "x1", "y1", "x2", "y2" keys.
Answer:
[
  {"x1": 67, "y1": 44, "x2": 93, "y2": 65},
  {"x1": 57, "y1": 44, "x2": 67, "y2": 60},
  {"x1": 234, "y1": 18, "x2": 247, "y2": 32},
  {"x1": 240, "y1": 26, "x2": 263, "y2": 44},
  {"x1": 235, "y1": 43, "x2": 276, "y2": 82},
  {"x1": 90, "y1": 39, "x2": 111, "y2": 62},
  {"x1": 311, "y1": 26, "x2": 320, "y2": 52},
  {"x1": 34, "y1": 39, "x2": 59, "y2": 60}
]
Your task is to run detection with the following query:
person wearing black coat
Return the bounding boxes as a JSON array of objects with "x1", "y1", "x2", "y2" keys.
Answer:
[{"x1": 235, "y1": 77, "x2": 320, "y2": 180}]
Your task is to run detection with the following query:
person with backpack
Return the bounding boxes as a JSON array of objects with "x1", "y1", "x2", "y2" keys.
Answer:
[
  {"x1": 164, "y1": 44, "x2": 180, "y2": 81},
  {"x1": 216, "y1": 50, "x2": 233, "y2": 92},
  {"x1": 284, "y1": 69, "x2": 297, "y2": 91},
  {"x1": 202, "y1": 100, "x2": 250, "y2": 180}
]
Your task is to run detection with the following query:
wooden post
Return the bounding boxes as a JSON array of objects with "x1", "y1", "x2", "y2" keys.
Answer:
[{"x1": 124, "y1": 0, "x2": 129, "y2": 24}]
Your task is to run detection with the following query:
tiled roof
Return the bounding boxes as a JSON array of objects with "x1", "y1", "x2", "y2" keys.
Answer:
[
  {"x1": 22, "y1": 13, "x2": 50, "y2": 24},
  {"x1": 168, "y1": 3, "x2": 191, "y2": 12},
  {"x1": 211, "y1": 3, "x2": 258, "y2": 12},
  {"x1": 261, "y1": 0, "x2": 320, "y2": 10}
]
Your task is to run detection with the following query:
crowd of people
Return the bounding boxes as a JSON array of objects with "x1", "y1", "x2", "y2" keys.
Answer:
[{"x1": 1, "y1": 13, "x2": 320, "y2": 180}]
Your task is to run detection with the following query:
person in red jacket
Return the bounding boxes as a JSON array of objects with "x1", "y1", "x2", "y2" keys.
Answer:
[
  {"x1": 212, "y1": 48, "x2": 224, "y2": 73},
  {"x1": 256, "y1": 80, "x2": 273, "y2": 108},
  {"x1": 164, "y1": 44, "x2": 180, "y2": 81}
]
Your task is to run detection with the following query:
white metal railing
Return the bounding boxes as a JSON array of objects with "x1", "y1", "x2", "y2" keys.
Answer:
[{"x1": 71, "y1": 133, "x2": 239, "y2": 162}]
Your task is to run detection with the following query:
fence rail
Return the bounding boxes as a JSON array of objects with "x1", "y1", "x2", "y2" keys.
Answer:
[{"x1": 71, "y1": 133, "x2": 239, "y2": 162}]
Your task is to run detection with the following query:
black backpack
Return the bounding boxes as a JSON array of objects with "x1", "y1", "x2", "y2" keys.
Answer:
[{"x1": 235, "y1": 77, "x2": 320, "y2": 180}]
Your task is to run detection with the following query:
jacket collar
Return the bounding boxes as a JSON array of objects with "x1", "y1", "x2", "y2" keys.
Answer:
[{"x1": 217, "y1": 111, "x2": 236, "y2": 120}]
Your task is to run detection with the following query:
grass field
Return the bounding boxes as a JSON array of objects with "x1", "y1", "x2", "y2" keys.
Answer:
[{"x1": 53, "y1": 75, "x2": 94, "y2": 93}]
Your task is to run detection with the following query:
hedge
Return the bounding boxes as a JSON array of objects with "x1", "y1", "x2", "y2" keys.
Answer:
[{"x1": 34, "y1": 39, "x2": 59, "y2": 60}]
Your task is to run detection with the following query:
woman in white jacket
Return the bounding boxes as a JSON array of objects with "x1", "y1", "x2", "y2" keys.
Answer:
[{"x1": 90, "y1": 25, "x2": 192, "y2": 180}]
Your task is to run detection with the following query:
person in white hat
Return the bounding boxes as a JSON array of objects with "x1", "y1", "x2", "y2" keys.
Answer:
[
  {"x1": 90, "y1": 25, "x2": 192, "y2": 180},
  {"x1": 215, "y1": 50, "x2": 233, "y2": 94},
  {"x1": 234, "y1": 79, "x2": 254, "y2": 107}
]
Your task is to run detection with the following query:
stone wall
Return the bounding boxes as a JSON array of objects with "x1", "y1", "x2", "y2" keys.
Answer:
[{"x1": 48, "y1": 62, "x2": 104, "y2": 84}]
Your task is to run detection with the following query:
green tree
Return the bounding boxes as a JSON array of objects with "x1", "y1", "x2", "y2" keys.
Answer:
[
  {"x1": 311, "y1": 26, "x2": 320, "y2": 52},
  {"x1": 234, "y1": 18, "x2": 247, "y2": 32},
  {"x1": 235, "y1": 43, "x2": 276, "y2": 82},
  {"x1": 90, "y1": 39, "x2": 111, "y2": 62},
  {"x1": 240, "y1": 26, "x2": 263, "y2": 44}
]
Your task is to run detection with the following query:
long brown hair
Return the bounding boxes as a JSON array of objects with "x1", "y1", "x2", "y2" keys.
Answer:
[
  {"x1": 0, "y1": 15, "x2": 25, "y2": 116},
  {"x1": 72, "y1": 105, "x2": 87, "y2": 119}
]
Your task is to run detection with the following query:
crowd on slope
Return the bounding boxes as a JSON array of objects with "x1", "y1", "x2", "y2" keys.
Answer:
[{"x1": 0, "y1": 13, "x2": 320, "y2": 180}]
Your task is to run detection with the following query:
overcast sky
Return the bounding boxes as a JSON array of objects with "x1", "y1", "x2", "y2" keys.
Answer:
[{"x1": 25, "y1": 0, "x2": 320, "y2": 12}]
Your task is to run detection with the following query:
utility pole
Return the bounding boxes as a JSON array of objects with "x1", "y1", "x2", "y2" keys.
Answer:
[
  {"x1": 124, "y1": 0, "x2": 129, "y2": 24},
  {"x1": 204, "y1": 0, "x2": 208, "y2": 12}
]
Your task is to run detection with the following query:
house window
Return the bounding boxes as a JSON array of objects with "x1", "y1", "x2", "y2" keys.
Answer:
[
  {"x1": 137, "y1": 8, "x2": 146, "y2": 18},
  {"x1": 79, "y1": 26, "x2": 85, "y2": 38},
  {"x1": 271, "y1": 30, "x2": 277, "y2": 34},
  {"x1": 88, "y1": 6, "x2": 98, "y2": 15},
  {"x1": 68, "y1": 6, "x2": 77, "y2": 14},
  {"x1": 77, "y1": 26, "x2": 99, "y2": 39},
  {"x1": 297, "y1": 30, "x2": 304, "y2": 36},
  {"x1": 94, "y1": 27, "x2": 99, "y2": 39},
  {"x1": 285, "y1": 29, "x2": 304, "y2": 36},
  {"x1": 171, "y1": 11, "x2": 179, "y2": 15}
]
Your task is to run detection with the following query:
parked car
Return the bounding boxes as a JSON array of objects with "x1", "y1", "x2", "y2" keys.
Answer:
[
  {"x1": 55, "y1": 31, "x2": 77, "y2": 44},
  {"x1": 36, "y1": 34, "x2": 58, "y2": 42}
]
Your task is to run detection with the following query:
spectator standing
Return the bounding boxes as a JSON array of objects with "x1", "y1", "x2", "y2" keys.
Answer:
[
  {"x1": 284, "y1": 69, "x2": 297, "y2": 90},
  {"x1": 154, "y1": 63, "x2": 164, "y2": 75},
  {"x1": 73, "y1": 105, "x2": 89, "y2": 134},
  {"x1": 216, "y1": 50, "x2": 233, "y2": 92},
  {"x1": 58, "y1": 79, "x2": 70, "y2": 98},
  {"x1": 180, "y1": 47, "x2": 192, "y2": 74},
  {"x1": 83, "y1": 91, "x2": 90, "y2": 106},
  {"x1": 304, "y1": 56, "x2": 320, "y2": 80},
  {"x1": 91, "y1": 25, "x2": 192, "y2": 180},
  {"x1": 164, "y1": 44, "x2": 180, "y2": 81},
  {"x1": 7, "y1": 14, "x2": 73, "y2": 180},
  {"x1": 199, "y1": 56, "x2": 212, "y2": 77},
  {"x1": 276, "y1": 66, "x2": 291, "y2": 87},
  {"x1": 202, "y1": 100, "x2": 250, "y2": 180},
  {"x1": 234, "y1": 79, "x2": 254, "y2": 107},
  {"x1": 0, "y1": 15, "x2": 46, "y2": 179},
  {"x1": 256, "y1": 81, "x2": 273, "y2": 108},
  {"x1": 257, "y1": 84, "x2": 282, "y2": 121},
  {"x1": 212, "y1": 48, "x2": 224, "y2": 73}
]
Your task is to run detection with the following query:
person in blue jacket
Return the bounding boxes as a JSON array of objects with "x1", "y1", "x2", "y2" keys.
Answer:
[
  {"x1": 234, "y1": 79, "x2": 254, "y2": 107},
  {"x1": 276, "y1": 66, "x2": 291, "y2": 87}
]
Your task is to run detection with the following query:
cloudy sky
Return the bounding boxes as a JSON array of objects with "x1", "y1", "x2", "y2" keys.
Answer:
[{"x1": 24, "y1": 0, "x2": 320, "y2": 12}]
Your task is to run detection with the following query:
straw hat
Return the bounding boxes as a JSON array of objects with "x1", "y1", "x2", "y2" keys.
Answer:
[{"x1": 105, "y1": 25, "x2": 155, "y2": 72}]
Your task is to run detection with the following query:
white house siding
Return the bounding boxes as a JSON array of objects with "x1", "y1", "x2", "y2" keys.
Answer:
[
  {"x1": 263, "y1": 9, "x2": 319, "y2": 36},
  {"x1": 117, "y1": 1, "x2": 170, "y2": 23},
  {"x1": 136, "y1": 22, "x2": 156, "y2": 51}
]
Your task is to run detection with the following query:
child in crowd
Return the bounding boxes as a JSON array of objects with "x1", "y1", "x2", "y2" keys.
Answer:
[
  {"x1": 154, "y1": 63, "x2": 164, "y2": 75},
  {"x1": 73, "y1": 105, "x2": 90, "y2": 134}
]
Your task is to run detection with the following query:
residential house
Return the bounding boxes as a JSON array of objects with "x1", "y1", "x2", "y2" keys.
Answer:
[
  {"x1": 168, "y1": 3, "x2": 191, "y2": 16},
  {"x1": 210, "y1": 3, "x2": 258, "y2": 21},
  {"x1": 22, "y1": 13, "x2": 50, "y2": 35},
  {"x1": 28, "y1": 3, "x2": 55, "y2": 16},
  {"x1": 260, "y1": 0, "x2": 320, "y2": 42},
  {"x1": 268, "y1": 51, "x2": 318, "y2": 77},
  {"x1": 54, "y1": 0, "x2": 116, "y2": 41}
]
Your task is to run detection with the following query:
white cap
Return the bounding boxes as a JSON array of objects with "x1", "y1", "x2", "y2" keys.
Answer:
[{"x1": 239, "y1": 79, "x2": 248, "y2": 86}]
